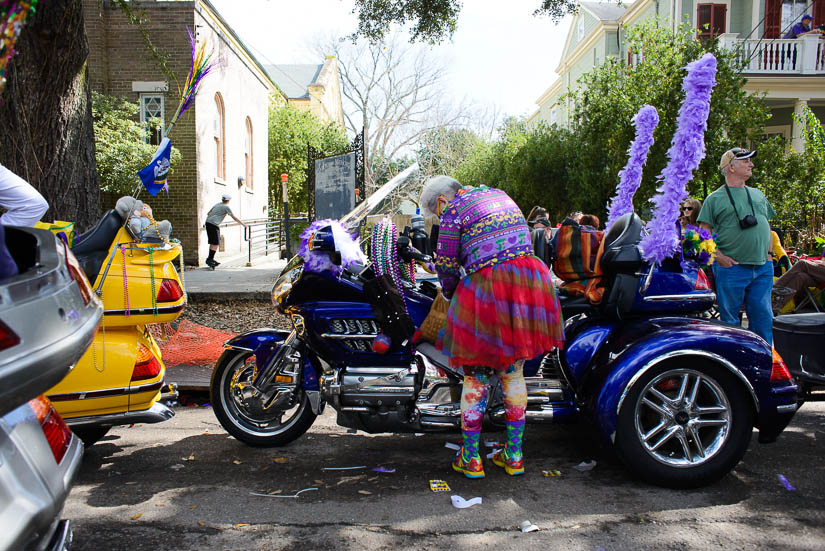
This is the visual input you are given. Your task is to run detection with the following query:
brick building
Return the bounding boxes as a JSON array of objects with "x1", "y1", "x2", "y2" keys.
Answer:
[{"x1": 83, "y1": 0, "x2": 285, "y2": 265}]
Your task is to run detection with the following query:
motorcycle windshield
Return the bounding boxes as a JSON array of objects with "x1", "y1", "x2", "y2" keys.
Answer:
[{"x1": 339, "y1": 163, "x2": 421, "y2": 231}]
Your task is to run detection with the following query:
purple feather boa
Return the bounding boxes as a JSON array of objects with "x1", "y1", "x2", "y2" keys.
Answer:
[
  {"x1": 297, "y1": 219, "x2": 365, "y2": 276},
  {"x1": 640, "y1": 53, "x2": 717, "y2": 265},
  {"x1": 606, "y1": 105, "x2": 660, "y2": 230}
]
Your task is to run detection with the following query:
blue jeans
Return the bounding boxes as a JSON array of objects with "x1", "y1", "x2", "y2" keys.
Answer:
[{"x1": 713, "y1": 261, "x2": 774, "y2": 345}]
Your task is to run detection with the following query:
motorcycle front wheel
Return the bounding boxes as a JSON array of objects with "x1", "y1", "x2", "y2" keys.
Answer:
[{"x1": 210, "y1": 349, "x2": 317, "y2": 447}]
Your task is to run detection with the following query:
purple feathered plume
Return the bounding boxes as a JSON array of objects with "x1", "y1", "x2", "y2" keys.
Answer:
[
  {"x1": 297, "y1": 219, "x2": 366, "y2": 276},
  {"x1": 606, "y1": 105, "x2": 660, "y2": 230},
  {"x1": 640, "y1": 53, "x2": 717, "y2": 265}
]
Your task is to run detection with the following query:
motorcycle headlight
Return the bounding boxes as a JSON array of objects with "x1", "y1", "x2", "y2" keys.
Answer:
[{"x1": 271, "y1": 259, "x2": 304, "y2": 307}]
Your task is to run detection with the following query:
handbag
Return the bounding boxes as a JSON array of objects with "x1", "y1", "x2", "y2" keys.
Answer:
[
  {"x1": 363, "y1": 274, "x2": 416, "y2": 346},
  {"x1": 418, "y1": 291, "x2": 450, "y2": 343}
]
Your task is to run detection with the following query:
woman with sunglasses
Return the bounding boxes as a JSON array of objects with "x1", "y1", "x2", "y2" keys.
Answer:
[{"x1": 679, "y1": 197, "x2": 702, "y2": 230}]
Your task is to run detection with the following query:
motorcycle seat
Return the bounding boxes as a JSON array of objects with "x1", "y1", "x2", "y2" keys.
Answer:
[
  {"x1": 71, "y1": 209, "x2": 123, "y2": 281},
  {"x1": 558, "y1": 294, "x2": 595, "y2": 317}
]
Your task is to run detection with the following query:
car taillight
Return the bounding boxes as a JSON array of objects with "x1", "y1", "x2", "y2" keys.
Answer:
[
  {"x1": 29, "y1": 396, "x2": 72, "y2": 463},
  {"x1": 156, "y1": 278, "x2": 183, "y2": 302},
  {"x1": 771, "y1": 348, "x2": 793, "y2": 382},
  {"x1": 0, "y1": 319, "x2": 20, "y2": 351},
  {"x1": 64, "y1": 246, "x2": 95, "y2": 306},
  {"x1": 696, "y1": 269, "x2": 711, "y2": 291},
  {"x1": 132, "y1": 344, "x2": 162, "y2": 381}
]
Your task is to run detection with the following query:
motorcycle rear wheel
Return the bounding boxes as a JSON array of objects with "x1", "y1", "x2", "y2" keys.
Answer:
[
  {"x1": 210, "y1": 349, "x2": 317, "y2": 447},
  {"x1": 615, "y1": 362, "x2": 753, "y2": 489}
]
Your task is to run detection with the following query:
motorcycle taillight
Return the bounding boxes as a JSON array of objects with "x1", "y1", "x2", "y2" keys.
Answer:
[
  {"x1": 0, "y1": 319, "x2": 20, "y2": 351},
  {"x1": 770, "y1": 348, "x2": 793, "y2": 382},
  {"x1": 132, "y1": 344, "x2": 162, "y2": 381},
  {"x1": 696, "y1": 269, "x2": 711, "y2": 291},
  {"x1": 29, "y1": 395, "x2": 73, "y2": 463},
  {"x1": 157, "y1": 279, "x2": 184, "y2": 302}
]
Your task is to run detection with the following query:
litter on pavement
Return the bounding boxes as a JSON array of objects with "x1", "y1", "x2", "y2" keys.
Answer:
[
  {"x1": 542, "y1": 469, "x2": 562, "y2": 477},
  {"x1": 451, "y1": 495, "x2": 482, "y2": 508},
  {"x1": 444, "y1": 442, "x2": 460, "y2": 451},
  {"x1": 573, "y1": 460, "x2": 597, "y2": 472},
  {"x1": 372, "y1": 467, "x2": 396, "y2": 473},
  {"x1": 323, "y1": 465, "x2": 367, "y2": 471},
  {"x1": 430, "y1": 480, "x2": 451, "y2": 492},
  {"x1": 520, "y1": 520, "x2": 540, "y2": 533},
  {"x1": 778, "y1": 474, "x2": 796, "y2": 491},
  {"x1": 250, "y1": 487, "x2": 319, "y2": 498}
]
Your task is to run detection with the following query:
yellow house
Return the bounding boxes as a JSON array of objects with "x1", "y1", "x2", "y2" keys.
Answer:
[{"x1": 265, "y1": 57, "x2": 346, "y2": 128}]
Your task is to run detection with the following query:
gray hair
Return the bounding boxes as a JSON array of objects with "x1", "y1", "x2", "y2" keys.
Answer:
[
  {"x1": 419, "y1": 175, "x2": 461, "y2": 218},
  {"x1": 721, "y1": 161, "x2": 733, "y2": 177}
]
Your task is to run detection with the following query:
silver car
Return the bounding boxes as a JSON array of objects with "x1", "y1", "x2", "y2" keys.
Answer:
[{"x1": 0, "y1": 226, "x2": 103, "y2": 550}]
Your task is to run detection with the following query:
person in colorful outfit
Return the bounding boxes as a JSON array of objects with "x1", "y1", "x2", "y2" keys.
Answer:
[{"x1": 419, "y1": 176, "x2": 564, "y2": 478}]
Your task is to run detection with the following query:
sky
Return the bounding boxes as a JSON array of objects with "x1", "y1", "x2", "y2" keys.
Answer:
[{"x1": 207, "y1": 0, "x2": 573, "y2": 120}]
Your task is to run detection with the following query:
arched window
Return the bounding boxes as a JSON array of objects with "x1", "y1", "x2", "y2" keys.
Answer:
[
  {"x1": 214, "y1": 93, "x2": 226, "y2": 180},
  {"x1": 244, "y1": 117, "x2": 253, "y2": 189}
]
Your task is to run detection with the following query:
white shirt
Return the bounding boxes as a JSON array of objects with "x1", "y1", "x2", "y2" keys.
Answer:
[{"x1": 0, "y1": 163, "x2": 48, "y2": 226}]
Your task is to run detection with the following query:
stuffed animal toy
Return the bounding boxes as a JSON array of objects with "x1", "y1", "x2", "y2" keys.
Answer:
[{"x1": 115, "y1": 196, "x2": 172, "y2": 243}]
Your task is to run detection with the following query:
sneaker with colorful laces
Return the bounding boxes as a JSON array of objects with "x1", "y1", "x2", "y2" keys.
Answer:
[
  {"x1": 452, "y1": 447, "x2": 485, "y2": 478},
  {"x1": 492, "y1": 447, "x2": 525, "y2": 476}
]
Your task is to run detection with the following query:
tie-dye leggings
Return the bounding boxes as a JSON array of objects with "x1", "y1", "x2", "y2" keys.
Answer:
[{"x1": 460, "y1": 360, "x2": 527, "y2": 431}]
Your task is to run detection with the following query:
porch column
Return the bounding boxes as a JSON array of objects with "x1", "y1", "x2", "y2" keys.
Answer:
[
  {"x1": 791, "y1": 98, "x2": 809, "y2": 153},
  {"x1": 798, "y1": 34, "x2": 821, "y2": 75}
]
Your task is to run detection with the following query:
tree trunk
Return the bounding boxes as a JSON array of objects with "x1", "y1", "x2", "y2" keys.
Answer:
[{"x1": 0, "y1": 0, "x2": 99, "y2": 230}]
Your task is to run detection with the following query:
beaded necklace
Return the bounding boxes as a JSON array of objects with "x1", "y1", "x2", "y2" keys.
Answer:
[
  {"x1": 370, "y1": 217, "x2": 415, "y2": 314},
  {"x1": 121, "y1": 245, "x2": 131, "y2": 317}
]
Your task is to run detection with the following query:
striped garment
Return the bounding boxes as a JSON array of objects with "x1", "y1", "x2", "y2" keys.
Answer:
[
  {"x1": 435, "y1": 186, "x2": 533, "y2": 297},
  {"x1": 440, "y1": 255, "x2": 564, "y2": 369},
  {"x1": 552, "y1": 221, "x2": 603, "y2": 297}
]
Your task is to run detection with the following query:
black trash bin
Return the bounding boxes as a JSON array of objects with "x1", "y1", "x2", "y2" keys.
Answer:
[{"x1": 774, "y1": 313, "x2": 825, "y2": 385}]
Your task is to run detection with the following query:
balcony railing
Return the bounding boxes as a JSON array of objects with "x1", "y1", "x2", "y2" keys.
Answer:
[{"x1": 719, "y1": 33, "x2": 825, "y2": 75}]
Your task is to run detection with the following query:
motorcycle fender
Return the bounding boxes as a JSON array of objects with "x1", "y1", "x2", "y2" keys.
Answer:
[
  {"x1": 224, "y1": 328, "x2": 292, "y2": 369},
  {"x1": 590, "y1": 320, "x2": 766, "y2": 443},
  {"x1": 223, "y1": 328, "x2": 320, "y2": 392}
]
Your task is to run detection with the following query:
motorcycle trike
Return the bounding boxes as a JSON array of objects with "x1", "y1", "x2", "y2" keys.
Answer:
[
  {"x1": 210, "y1": 165, "x2": 798, "y2": 488},
  {"x1": 45, "y1": 207, "x2": 186, "y2": 445}
]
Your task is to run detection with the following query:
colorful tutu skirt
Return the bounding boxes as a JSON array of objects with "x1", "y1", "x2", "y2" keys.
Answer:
[{"x1": 440, "y1": 255, "x2": 564, "y2": 369}]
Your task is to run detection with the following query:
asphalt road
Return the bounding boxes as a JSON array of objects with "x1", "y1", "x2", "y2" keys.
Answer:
[{"x1": 64, "y1": 401, "x2": 825, "y2": 551}]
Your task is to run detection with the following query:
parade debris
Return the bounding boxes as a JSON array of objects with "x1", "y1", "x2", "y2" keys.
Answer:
[
  {"x1": 574, "y1": 460, "x2": 597, "y2": 472},
  {"x1": 520, "y1": 520, "x2": 540, "y2": 533},
  {"x1": 250, "y1": 488, "x2": 318, "y2": 498},
  {"x1": 451, "y1": 495, "x2": 482, "y2": 509},
  {"x1": 430, "y1": 480, "x2": 451, "y2": 492},
  {"x1": 778, "y1": 474, "x2": 796, "y2": 491}
]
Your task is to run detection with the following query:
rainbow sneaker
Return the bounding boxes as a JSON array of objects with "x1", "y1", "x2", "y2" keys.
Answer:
[
  {"x1": 452, "y1": 447, "x2": 485, "y2": 478},
  {"x1": 491, "y1": 447, "x2": 525, "y2": 476}
]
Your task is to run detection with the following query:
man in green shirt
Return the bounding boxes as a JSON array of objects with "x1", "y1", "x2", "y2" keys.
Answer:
[
  {"x1": 697, "y1": 148, "x2": 776, "y2": 344},
  {"x1": 204, "y1": 194, "x2": 246, "y2": 268}
]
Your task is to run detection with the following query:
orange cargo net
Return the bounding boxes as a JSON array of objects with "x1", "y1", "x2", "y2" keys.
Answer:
[{"x1": 155, "y1": 320, "x2": 237, "y2": 366}]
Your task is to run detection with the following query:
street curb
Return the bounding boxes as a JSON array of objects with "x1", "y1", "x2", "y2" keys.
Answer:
[{"x1": 186, "y1": 291, "x2": 271, "y2": 302}]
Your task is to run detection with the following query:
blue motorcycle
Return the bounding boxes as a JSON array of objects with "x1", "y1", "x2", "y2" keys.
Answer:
[{"x1": 210, "y1": 166, "x2": 798, "y2": 488}]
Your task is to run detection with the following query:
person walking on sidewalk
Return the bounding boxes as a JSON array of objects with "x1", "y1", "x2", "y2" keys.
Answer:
[
  {"x1": 204, "y1": 194, "x2": 246, "y2": 268},
  {"x1": 697, "y1": 148, "x2": 776, "y2": 344}
]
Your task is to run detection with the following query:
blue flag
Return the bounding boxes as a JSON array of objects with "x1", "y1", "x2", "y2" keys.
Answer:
[{"x1": 137, "y1": 138, "x2": 171, "y2": 196}]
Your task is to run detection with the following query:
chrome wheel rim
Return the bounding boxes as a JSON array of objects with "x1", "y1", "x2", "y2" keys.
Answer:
[
  {"x1": 634, "y1": 368, "x2": 732, "y2": 468},
  {"x1": 219, "y1": 353, "x2": 306, "y2": 437}
]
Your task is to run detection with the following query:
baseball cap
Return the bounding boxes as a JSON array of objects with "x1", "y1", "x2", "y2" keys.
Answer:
[
  {"x1": 802, "y1": 13, "x2": 813, "y2": 20},
  {"x1": 221, "y1": 193, "x2": 231, "y2": 201},
  {"x1": 719, "y1": 147, "x2": 756, "y2": 170}
]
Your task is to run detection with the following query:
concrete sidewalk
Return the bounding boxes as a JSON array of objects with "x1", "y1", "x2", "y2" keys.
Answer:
[{"x1": 182, "y1": 255, "x2": 288, "y2": 301}]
